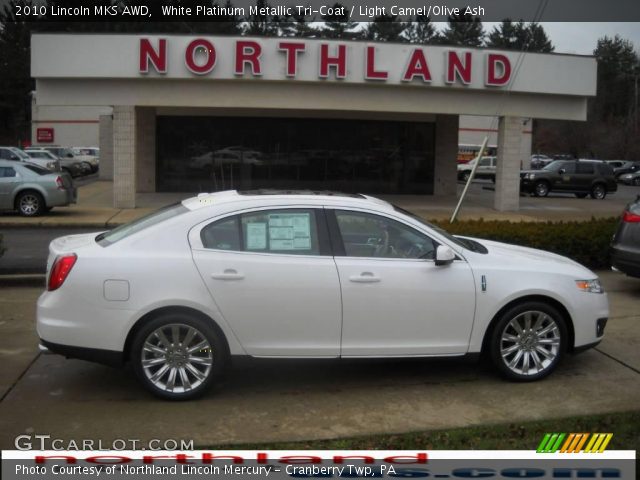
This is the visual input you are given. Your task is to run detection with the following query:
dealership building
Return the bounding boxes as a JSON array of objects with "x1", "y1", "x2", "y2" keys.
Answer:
[{"x1": 31, "y1": 34, "x2": 596, "y2": 210}]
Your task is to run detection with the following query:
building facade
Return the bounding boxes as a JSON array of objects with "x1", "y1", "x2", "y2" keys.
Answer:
[{"x1": 31, "y1": 34, "x2": 597, "y2": 210}]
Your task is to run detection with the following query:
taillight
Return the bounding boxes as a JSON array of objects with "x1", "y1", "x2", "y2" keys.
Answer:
[
  {"x1": 55, "y1": 176, "x2": 65, "y2": 190},
  {"x1": 48, "y1": 254, "x2": 77, "y2": 291},
  {"x1": 622, "y1": 210, "x2": 640, "y2": 223}
]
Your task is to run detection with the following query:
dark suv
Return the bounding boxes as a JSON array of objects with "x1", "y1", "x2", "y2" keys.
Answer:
[
  {"x1": 611, "y1": 195, "x2": 640, "y2": 278},
  {"x1": 520, "y1": 160, "x2": 617, "y2": 199}
]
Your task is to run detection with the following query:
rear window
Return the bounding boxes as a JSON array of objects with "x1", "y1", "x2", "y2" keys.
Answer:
[
  {"x1": 22, "y1": 163, "x2": 50, "y2": 175},
  {"x1": 96, "y1": 203, "x2": 188, "y2": 246}
]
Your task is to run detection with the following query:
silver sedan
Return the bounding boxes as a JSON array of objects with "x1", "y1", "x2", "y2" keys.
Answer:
[{"x1": 0, "y1": 160, "x2": 76, "y2": 216}]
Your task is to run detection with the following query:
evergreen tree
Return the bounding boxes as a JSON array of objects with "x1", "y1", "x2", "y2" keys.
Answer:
[
  {"x1": 403, "y1": 14, "x2": 437, "y2": 44},
  {"x1": 243, "y1": 0, "x2": 279, "y2": 36},
  {"x1": 439, "y1": 13, "x2": 484, "y2": 47},
  {"x1": 363, "y1": 14, "x2": 407, "y2": 42},
  {"x1": 320, "y1": 3, "x2": 359, "y2": 39}
]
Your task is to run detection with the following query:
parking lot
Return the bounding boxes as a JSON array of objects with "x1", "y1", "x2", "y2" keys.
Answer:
[{"x1": 0, "y1": 270, "x2": 638, "y2": 449}]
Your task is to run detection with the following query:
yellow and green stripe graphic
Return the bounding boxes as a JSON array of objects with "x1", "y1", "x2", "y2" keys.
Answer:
[{"x1": 537, "y1": 433, "x2": 613, "y2": 453}]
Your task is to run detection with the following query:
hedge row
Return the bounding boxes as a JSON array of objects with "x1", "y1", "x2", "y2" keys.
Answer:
[{"x1": 431, "y1": 217, "x2": 619, "y2": 270}]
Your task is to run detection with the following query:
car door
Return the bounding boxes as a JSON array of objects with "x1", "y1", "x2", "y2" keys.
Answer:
[
  {"x1": 553, "y1": 161, "x2": 577, "y2": 191},
  {"x1": 190, "y1": 207, "x2": 342, "y2": 357},
  {"x1": 0, "y1": 166, "x2": 19, "y2": 209},
  {"x1": 575, "y1": 162, "x2": 596, "y2": 190},
  {"x1": 329, "y1": 209, "x2": 476, "y2": 356}
]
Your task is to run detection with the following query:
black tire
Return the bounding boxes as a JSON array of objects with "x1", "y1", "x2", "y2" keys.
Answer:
[
  {"x1": 633, "y1": 177, "x2": 640, "y2": 187},
  {"x1": 490, "y1": 301, "x2": 567, "y2": 382},
  {"x1": 590, "y1": 184, "x2": 606, "y2": 200},
  {"x1": 131, "y1": 313, "x2": 228, "y2": 400},
  {"x1": 574, "y1": 193, "x2": 588, "y2": 198},
  {"x1": 15, "y1": 191, "x2": 45, "y2": 217},
  {"x1": 533, "y1": 181, "x2": 550, "y2": 197}
]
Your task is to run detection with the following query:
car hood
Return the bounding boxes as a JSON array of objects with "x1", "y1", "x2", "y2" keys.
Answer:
[{"x1": 461, "y1": 237, "x2": 594, "y2": 275}]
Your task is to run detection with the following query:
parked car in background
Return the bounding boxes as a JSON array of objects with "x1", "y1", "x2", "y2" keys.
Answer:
[
  {"x1": 25, "y1": 150, "x2": 61, "y2": 171},
  {"x1": 530, "y1": 154, "x2": 553, "y2": 170},
  {"x1": 37, "y1": 190, "x2": 608, "y2": 399},
  {"x1": 25, "y1": 147, "x2": 86, "y2": 178},
  {"x1": 72, "y1": 147, "x2": 100, "y2": 158},
  {"x1": 618, "y1": 171, "x2": 640, "y2": 186},
  {"x1": 520, "y1": 159, "x2": 617, "y2": 199},
  {"x1": 610, "y1": 195, "x2": 640, "y2": 278},
  {"x1": 0, "y1": 159, "x2": 76, "y2": 216},
  {"x1": 613, "y1": 161, "x2": 640, "y2": 180},
  {"x1": 70, "y1": 147, "x2": 100, "y2": 172},
  {"x1": 28, "y1": 146, "x2": 98, "y2": 174},
  {"x1": 457, "y1": 156, "x2": 497, "y2": 182},
  {"x1": 0, "y1": 146, "x2": 33, "y2": 163}
]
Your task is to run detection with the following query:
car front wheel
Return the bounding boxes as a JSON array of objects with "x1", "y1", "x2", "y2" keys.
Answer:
[
  {"x1": 634, "y1": 177, "x2": 640, "y2": 186},
  {"x1": 490, "y1": 302, "x2": 567, "y2": 381},
  {"x1": 131, "y1": 314, "x2": 227, "y2": 400},
  {"x1": 16, "y1": 191, "x2": 45, "y2": 216},
  {"x1": 590, "y1": 184, "x2": 606, "y2": 199},
  {"x1": 534, "y1": 181, "x2": 550, "y2": 197}
]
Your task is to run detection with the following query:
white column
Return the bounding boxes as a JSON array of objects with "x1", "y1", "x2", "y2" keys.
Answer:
[
  {"x1": 113, "y1": 106, "x2": 136, "y2": 208},
  {"x1": 494, "y1": 116, "x2": 522, "y2": 211},
  {"x1": 433, "y1": 114, "x2": 459, "y2": 196},
  {"x1": 98, "y1": 114, "x2": 113, "y2": 181}
]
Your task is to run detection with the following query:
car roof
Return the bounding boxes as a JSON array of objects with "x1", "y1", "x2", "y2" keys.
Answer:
[{"x1": 181, "y1": 190, "x2": 393, "y2": 212}]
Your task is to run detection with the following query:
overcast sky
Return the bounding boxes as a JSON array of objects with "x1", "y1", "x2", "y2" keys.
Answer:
[{"x1": 519, "y1": 23, "x2": 640, "y2": 55}]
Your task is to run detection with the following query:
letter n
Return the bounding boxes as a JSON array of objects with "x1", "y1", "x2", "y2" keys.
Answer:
[{"x1": 140, "y1": 38, "x2": 167, "y2": 74}]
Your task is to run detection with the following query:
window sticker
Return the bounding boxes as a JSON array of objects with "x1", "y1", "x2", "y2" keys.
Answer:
[
  {"x1": 268, "y1": 213, "x2": 311, "y2": 250},
  {"x1": 246, "y1": 222, "x2": 267, "y2": 250}
]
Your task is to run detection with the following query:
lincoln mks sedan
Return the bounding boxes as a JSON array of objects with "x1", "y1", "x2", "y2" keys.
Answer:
[{"x1": 37, "y1": 190, "x2": 609, "y2": 399}]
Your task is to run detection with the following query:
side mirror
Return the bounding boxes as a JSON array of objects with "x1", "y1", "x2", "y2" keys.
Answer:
[
  {"x1": 559, "y1": 168, "x2": 566, "y2": 174},
  {"x1": 66, "y1": 153, "x2": 74, "y2": 158},
  {"x1": 435, "y1": 245, "x2": 455, "y2": 266},
  {"x1": 9, "y1": 154, "x2": 18, "y2": 160}
]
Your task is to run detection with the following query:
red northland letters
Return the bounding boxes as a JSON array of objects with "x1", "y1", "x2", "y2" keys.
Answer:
[{"x1": 138, "y1": 38, "x2": 511, "y2": 87}]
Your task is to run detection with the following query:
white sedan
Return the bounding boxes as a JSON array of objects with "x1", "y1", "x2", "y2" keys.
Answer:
[{"x1": 37, "y1": 191, "x2": 608, "y2": 399}]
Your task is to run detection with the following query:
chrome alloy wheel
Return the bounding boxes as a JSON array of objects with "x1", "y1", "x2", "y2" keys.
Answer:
[
  {"x1": 141, "y1": 323, "x2": 213, "y2": 393},
  {"x1": 19, "y1": 194, "x2": 41, "y2": 215},
  {"x1": 499, "y1": 311, "x2": 561, "y2": 376}
]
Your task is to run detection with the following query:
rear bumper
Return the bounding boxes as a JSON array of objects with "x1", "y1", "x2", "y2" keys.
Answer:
[
  {"x1": 611, "y1": 246, "x2": 640, "y2": 278},
  {"x1": 46, "y1": 187, "x2": 76, "y2": 207},
  {"x1": 39, "y1": 339, "x2": 123, "y2": 367}
]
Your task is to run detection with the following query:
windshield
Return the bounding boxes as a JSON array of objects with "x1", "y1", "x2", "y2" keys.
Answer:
[
  {"x1": 96, "y1": 203, "x2": 189, "y2": 246},
  {"x1": 22, "y1": 163, "x2": 51, "y2": 175},
  {"x1": 9, "y1": 148, "x2": 30, "y2": 160},
  {"x1": 542, "y1": 161, "x2": 565, "y2": 171},
  {"x1": 393, "y1": 205, "x2": 483, "y2": 252}
]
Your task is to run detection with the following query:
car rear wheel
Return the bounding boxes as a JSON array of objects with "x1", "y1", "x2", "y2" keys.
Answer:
[
  {"x1": 461, "y1": 171, "x2": 471, "y2": 182},
  {"x1": 131, "y1": 314, "x2": 227, "y2": 400},
  {"x1": 490, "y1": 302, "x2": 567, "y2": 381},
  {"x1": 534, "y1": 181, "x2": 550, "y2": 197},
  {"x1": 16, "y1": 191, "x2": 45, "y2": 217},
  {"x1": 574, "y1": 193, "x2": 588, "y2": 198},
  {"x1": 590, "y1": 184, "x2": 606, "y2": 199}
]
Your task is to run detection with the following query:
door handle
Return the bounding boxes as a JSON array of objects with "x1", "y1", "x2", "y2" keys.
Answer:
[
  {"x1": 211, "y1": 269, "x2": 244, "y2": 281},
  {"x1": 349, "y1": 272, "x2": 381, "y2": 283}
]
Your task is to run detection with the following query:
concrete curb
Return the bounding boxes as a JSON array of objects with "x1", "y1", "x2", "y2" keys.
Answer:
[{"x1": 0, "y1": 274, "x2": 46, "y2": 288}]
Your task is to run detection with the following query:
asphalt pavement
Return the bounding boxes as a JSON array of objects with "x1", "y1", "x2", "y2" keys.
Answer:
[
  {"x1": 0, "y1": 228, "x2": 97, "y2": 274},
  {"x1": 0, "y1": 271, "x2": 638, "y2": 449}
]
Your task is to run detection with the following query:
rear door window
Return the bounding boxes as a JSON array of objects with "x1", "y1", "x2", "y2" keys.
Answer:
[
  {"x1": 200, "y1": 208, "x2": 326, "y2": 256},
  {"x1": 576, "y1": 163, "x2": 595, "y2": 174}
]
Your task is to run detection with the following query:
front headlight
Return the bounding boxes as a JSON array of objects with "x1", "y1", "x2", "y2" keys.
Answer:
[
  {"x1": 526, "y1": 173, "x2": 536, "y2": 180},
  {"x1": 622, "y1": 174, "x2": 632, "y2": 180},
  {"x1": 46, "y1": 162, "x2": 55, "y2": 170},
  {"x1": 575, "y1": 279, "x2": 604, "y2": 294}
]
